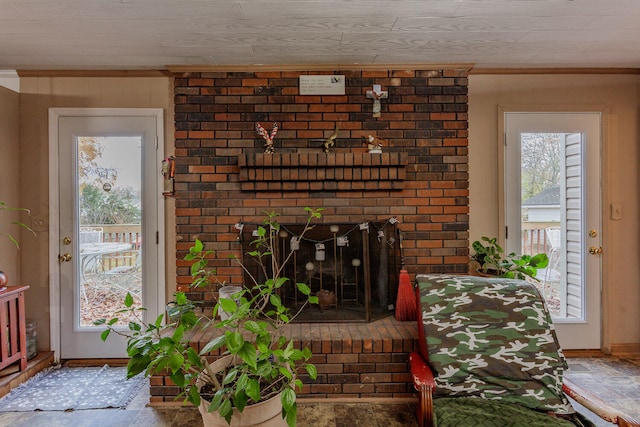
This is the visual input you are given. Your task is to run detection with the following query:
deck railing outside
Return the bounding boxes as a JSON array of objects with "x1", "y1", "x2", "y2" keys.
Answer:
[
  {"x1": 521, "y1": 222, "x2": 560, "y2": 256},
  {"x1": 79, "y1": 224, "x2": 142, "y2": 326},
  {"x1": 82, "y1": 224, "x2": 141, "y2": 270}
]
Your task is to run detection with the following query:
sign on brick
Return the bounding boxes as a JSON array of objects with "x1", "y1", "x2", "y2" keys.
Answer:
[{"x1": 299, "y1": 75, "x2": 345, "y2": 95}]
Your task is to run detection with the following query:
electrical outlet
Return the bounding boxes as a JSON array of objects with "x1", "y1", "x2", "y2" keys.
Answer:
[{"x1": 30, "y1": 215, "x2": 49, "y2": 232}]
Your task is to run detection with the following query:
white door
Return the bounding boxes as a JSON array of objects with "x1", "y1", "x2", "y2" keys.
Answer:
[
  {"x1": 49, "y1": 109, "x2": 165, "y2": 359},
  {"x1": 504, "y1": 112, "x2": 602, "y2": 350}
]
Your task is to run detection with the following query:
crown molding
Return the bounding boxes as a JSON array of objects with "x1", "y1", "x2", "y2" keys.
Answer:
[
  {"x1": 166, "y1": 63, "x2": 475, "y2": 73},
  {"x1": 470, "y1": 67, "x2": 640, "y2": 75},
  {"x1": 16, "y1": 66, "x2": 638, "y2": 78},
  {"x1": 16, "y1": 70, "x2": 171, "y2": 78}
]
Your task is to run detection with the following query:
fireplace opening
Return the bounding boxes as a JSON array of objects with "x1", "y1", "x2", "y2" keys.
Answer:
[{"x1": 239, "y1": 220, "x2": 400, "y2": 322}]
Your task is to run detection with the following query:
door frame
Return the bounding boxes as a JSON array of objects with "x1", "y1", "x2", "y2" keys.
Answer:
[
  {"x1": 498, "y1": 105, "x2": 610, "y2": 350},
  {"x1": 48, "y1": 108, "x2": 166, "y2": 361}
]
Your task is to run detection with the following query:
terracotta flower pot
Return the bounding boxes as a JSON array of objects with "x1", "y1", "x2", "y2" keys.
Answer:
[
  {"x1": 217, "y1": 285, "x2": 243, "y2": 320},
  {"x1": 197, "y1": 355, "x2": 288, "y2": 427},
  {"x1": 474, "y1": 268, "x2": 501, "y2": 278}
]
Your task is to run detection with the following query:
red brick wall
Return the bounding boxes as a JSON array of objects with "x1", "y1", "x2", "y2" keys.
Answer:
[{"x1": 173, "y1": 69, "x2": 469, "y2": 305}]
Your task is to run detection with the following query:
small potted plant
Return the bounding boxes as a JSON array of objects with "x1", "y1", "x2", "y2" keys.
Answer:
[
  {"x1": 471, "y1": 236, "x2": 549, "y2": 281},
  {"x1": 96, "y1": 208, "x2": 322, "y2": 427}
]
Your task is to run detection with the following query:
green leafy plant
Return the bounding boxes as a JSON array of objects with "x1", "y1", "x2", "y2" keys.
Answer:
[
  {"x1": 184, "y1": 237, "x2": 227, "y2": 290},
  {"x1": 471, "y1": 236, "x2": 549, "y2": 281},
  {"x1": 0, "y1": 201, "x2": 36, "y2": 249},
  {"x1": 96, "y1": 207, "x2": 322, "y2": 426}
]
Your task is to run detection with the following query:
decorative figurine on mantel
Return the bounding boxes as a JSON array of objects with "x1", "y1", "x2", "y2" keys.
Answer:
[
  {"x1": 312, "y1": 123, "x2": 339, "y2": 153},
  {"x1": 255, "y1": 122, "x2": 278, "y2": 154},
  {"x1": 363, "y1": 134, "x2": 386, "y2": 153}
]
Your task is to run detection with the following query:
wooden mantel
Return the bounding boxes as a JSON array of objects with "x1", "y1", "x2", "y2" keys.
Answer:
[{"x1": 238, "y1": 152, "x2": 408, "y2": 191}]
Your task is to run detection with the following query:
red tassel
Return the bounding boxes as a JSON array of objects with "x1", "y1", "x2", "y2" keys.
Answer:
[{"x1": 395, "y1": 269, "x2": 417, "y2": 321}]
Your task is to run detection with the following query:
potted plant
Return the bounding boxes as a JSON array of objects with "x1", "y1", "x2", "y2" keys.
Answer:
[
  {"x1": 471, "y1": 236, "x2": 549, "y2": 281},
  {"x1": 96, "y1": 208, "x2": 322, "y2": 427}
]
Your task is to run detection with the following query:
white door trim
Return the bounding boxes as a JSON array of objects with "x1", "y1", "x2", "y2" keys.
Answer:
[{"x1": 48, "y1": 108, "x2": 166, "y2": 361}]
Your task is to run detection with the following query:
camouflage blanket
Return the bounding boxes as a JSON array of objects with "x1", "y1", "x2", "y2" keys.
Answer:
[
  {"x1": 433, "y1": 397, "x2": 590, "y2": 427},
  {"x1": 416, "y1": 274, "x2": 574, "y2": 415}
]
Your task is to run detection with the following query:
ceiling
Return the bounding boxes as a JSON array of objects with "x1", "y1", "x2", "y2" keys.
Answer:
[{"x1": 1, "y1": 0, "x2": 640, "y2": 71}]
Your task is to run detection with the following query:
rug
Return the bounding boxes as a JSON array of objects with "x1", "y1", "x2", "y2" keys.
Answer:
[{"x1": 0, "y1": 365, "x2": 146, "y2": 412}]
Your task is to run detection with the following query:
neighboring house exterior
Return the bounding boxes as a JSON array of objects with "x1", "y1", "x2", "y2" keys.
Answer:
[{"x1": 522, "y1": 185, "x2": 560, "y2": 223}]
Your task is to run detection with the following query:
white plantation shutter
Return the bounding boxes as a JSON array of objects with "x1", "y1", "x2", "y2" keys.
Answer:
[{"x1": 564, "y1": 133, "x2": 583, "y2": 319}]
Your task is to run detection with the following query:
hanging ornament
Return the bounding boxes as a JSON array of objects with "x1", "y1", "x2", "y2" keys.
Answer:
[
  {"x1": 315, "y1": 243, "x2": 326, "y2": 261},
  {"x1": 290, "y1": 236, "x2": 300, "y2": 251}
]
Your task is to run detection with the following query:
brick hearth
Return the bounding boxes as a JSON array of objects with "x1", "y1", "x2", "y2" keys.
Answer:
[{"x1": 149, "y1": 316, "x2": 418, "y2": 402}]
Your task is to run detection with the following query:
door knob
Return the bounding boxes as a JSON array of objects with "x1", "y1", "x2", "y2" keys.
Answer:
[
  {"x1": 588, "y1": 246, "x2": 602, "y2": 255},
  {"x1": 58, "y1": 253, "x2": 72, "y2": 262}
]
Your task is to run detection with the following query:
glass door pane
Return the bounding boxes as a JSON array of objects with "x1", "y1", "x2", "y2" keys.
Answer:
[
  {"x1": 77, "y1": 136, "x2": 143, "y2": 327},
  {"x1": 519, "y1": 133, "x2": 568, "y2": 318}
]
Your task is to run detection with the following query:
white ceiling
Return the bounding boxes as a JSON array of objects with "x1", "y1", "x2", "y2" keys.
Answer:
[{"x1": 1, "y1": 0, "x2": 640, "y2": 71}]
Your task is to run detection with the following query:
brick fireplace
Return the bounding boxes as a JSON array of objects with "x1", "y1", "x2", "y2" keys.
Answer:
[
  {"x1": 156, "y1": 67, "x2": 470, "y2": 402},
  {"x1": 174, "y1": 68, "x2": 470, "y2": 298}
]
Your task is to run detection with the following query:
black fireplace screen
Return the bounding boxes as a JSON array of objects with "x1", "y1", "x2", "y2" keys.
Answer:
[{"x1": 239, "y1": 220, "x2": 400, "y2": 322}]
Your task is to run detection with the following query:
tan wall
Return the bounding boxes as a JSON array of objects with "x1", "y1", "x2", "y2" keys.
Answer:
[
  {"x1": 0, "y1": 86, "x2": 23, "y2": 284},
  {"x1": 469, "y1": 74, "x2": 640, "y2": 352},
  {"x1": 18, "y1": 76, "x2": 175, "y2": 350}
]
